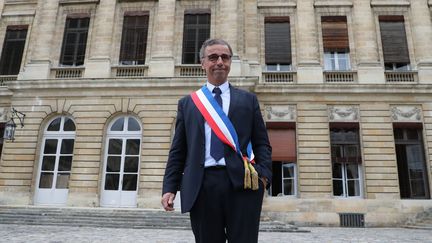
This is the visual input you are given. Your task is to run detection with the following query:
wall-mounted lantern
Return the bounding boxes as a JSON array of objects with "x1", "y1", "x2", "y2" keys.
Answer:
[{"x1": 3, "y1": 108, "x2": 25, "y2": 141}]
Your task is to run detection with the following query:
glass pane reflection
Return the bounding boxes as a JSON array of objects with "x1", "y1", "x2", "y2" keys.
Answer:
[
  {"x1": 122, "y1": 174, "x2": 137, "y2": 191},
  {"x1": 108, "y1": 139, "x2": 122, "y2": 154},
  {"x1": 56, "y1": 173, "x2": 70, "y2": 189},
  {"x1": 42, "y1": 156, "x2": 56, "y2": 171},
  {"x1": 128, "y1": 118, "x2": 141, "y2": 131},
  {"x1": 63, "y1": 118, "x2": 76, "y2": 131},
  {"x1": 111, "y1": 118, "x2": 124, "y2": 131},
  {"x1": 39, "y1": 172, "x2": 53, "y2": 188},
  {"x1": 124, "y1": 157, "x2": 139, "y2": 172},
  {"x1": 47, "y1": 118, "x2": 61, "y2": 131},
  {"x1": 104, "y1": 174, "x2": 119, "y2": 190},
  {"x1": 60, "y1": 139, "x2": 75, "y2": 154},
  {"x1": 126, "y1": 139, "x2": 140, "y2": 155},
  {"x1": 44, "y1": 139, "x2": 58, "y2": 154}
]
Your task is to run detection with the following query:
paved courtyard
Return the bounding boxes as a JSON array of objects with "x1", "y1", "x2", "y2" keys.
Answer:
[{"x1": 0, "y1": 224, "x2": 430, "y2": 243}]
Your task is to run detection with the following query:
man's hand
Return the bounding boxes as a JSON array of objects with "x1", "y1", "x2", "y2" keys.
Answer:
[{"x1": 161, "y1": 192, "x2": 176, "y2": 211}]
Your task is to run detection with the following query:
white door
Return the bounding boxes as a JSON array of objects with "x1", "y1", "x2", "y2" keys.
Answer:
[
  {"x1": 100, "y1": 116, "x2": 141, "y2": 207},
  {"x1": 34, "y1": 117, "x2": 76, "y2": 205}
]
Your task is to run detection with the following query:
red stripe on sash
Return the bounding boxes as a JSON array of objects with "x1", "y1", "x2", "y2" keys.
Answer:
[{"x1": 190, "y1": 92, "x2": 236, "y2": 151}]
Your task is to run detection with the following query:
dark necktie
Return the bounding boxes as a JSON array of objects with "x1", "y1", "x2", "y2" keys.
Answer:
[{"x1": 210, "y1": 87, "x2": 224, "y2": 161}]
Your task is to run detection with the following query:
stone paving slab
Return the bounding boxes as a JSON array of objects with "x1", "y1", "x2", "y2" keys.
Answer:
[{"x1": 0, "y1": 224, "x2": 431, "y2": 243}]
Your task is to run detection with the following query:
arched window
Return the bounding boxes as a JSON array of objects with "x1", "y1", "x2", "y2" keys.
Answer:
[
  {"x1": 35, "y1": 116, "x2": 76, "y2": 205},
  {"x1": 101, "y1": 115, "x2": 142, "y2": 207}
]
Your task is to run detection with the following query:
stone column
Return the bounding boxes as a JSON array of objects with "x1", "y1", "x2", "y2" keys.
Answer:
[
  {"x1": 411, "y1": 0, "x2": 432, "y2": 84},
  {"x1": 20, "y1": 0, "x2": 60, "y2": 80},
  {"x1": 148, "y1": 0, "x2": 176, "y2": 77},
  {"x1": 219, "y1": 0, "x2": 241, "y2": 76},
  {"x1": 296, "y1": 0, "x2": 323, "y2": 84},
  {"x1": 84, "y1": 0, "x2": 116, "y2": 78},
  {"x1": 353, "y1": 0, "x2": 385, "y2": 84},
  {"x1": 243, "y1": 0, "x2": 260, "y2": 77}
]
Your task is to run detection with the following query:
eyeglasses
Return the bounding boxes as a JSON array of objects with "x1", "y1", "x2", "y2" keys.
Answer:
[{"x1": 205, "y1": 54, "x2": 232, "y2": 62}]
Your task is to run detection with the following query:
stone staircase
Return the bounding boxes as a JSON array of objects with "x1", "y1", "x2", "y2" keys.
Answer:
[
  {"x1": 0, "y1": 206, "x2": 307, "y2": 232},
  {"x1": 404, "y1": 208, "x2": 432, "y2": 230}
]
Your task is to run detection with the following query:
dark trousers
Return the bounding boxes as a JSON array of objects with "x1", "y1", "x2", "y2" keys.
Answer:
[{"x1": 190, "y1": 167, "x2": 264, "y2": 243}]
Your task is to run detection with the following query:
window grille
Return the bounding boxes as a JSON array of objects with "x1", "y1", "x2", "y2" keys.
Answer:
[
  {"x1": 60, "y1": 17, "x2": 90, "y2": 66},
  {"x1": 182, "y1": 12, "x2": 210, "y2": 64},
  {"x1": 339, "y1": 213, "x2": 365, "y2": 227},
  {"x1": 0, "y1": 26, "x2": 28, "y2": 75}
]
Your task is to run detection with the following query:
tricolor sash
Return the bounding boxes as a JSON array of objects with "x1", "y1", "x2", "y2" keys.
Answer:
[{"x1": 191, "y1": 85, "x2": 259, "y2": 190}]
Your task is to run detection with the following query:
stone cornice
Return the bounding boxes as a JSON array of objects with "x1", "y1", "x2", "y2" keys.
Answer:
[
  {"x1": 370, "y1": 0, "x2": 410, "y2": 7},
  {"x1": 254, "y1": 84, "x2": 432, "y2": 94},
  {"x1": 314, "y1": 0, "x2": 353, "y2": 8},
  {"x1": 4, "y1": 77, "x2": 258, "y2": 91},
  {"x1": 59, "y1": 0, "x2": 100, "y2": 5},
  {"x1": 257, "y1": 0, "x2": 296, "y2": 8}
]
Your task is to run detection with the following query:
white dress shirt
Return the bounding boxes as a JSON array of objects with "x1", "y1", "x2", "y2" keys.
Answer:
[{"x1": 204, "y1": 81, "x2": 230, "y2": 167}]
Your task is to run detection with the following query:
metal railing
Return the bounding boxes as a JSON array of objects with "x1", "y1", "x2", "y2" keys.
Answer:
[
  {"x1": 324, "y1": 71, "x2": 356, "y2": 83},
  {"x1": 51, "y1": 67, "x2": 84, "y2": 79},
  {"x1": 112, "y1": 65, "x2": 148, "y2": 77},
  {"x1": 385, "y1": 71, "x2": 418, "y2": 83},
  {"x1": 262, "y1": 71, "x2": 296, "y2": 83},
  {"x1": 176, "y1": 65, "x2": 206, "y2": 77}
]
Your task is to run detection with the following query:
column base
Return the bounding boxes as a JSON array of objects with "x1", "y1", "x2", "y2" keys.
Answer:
[
  {"x1": 19, "y1": 60, "x2": 51, "y2": 80},
  {"x1": 296, "y1": 63, "x2": 323, "y2": 84}
]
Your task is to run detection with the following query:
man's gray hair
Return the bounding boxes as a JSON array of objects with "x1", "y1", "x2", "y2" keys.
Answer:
[{"x1": 199, "y1": 38, "x2": 233, "y2": 60}]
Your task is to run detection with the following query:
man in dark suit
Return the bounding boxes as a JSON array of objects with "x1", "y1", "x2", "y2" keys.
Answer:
[{"x1": 162, "y1": 38, "x2": 272, "y2": 243}]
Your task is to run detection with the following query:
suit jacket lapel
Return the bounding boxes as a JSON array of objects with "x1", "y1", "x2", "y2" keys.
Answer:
[{"x1": 228, "y1": 85, "x2": 237, "y2": 120}]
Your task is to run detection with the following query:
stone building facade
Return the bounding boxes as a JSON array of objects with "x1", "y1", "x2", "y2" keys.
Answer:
[{"x1": 0, "y1": 0, "x2": 431, "y2": 226}]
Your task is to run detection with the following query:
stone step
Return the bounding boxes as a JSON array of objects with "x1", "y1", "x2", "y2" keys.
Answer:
[{"x1": 0, "y1": 206, "x2": 306, "y2": 232}]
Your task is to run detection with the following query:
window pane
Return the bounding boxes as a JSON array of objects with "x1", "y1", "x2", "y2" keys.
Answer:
[
  {"x1": 128, "y1": 118, "x2": 141, "y2": 131},
  {"x1": 126, "y1": 139, "x2": 140, "y2": 155},
  {"x1": 108, "y1": 139, "x2": 122, "y2": 155},
  {"x1": 41, "y1": 156, "x2": 56, "y2": 171},
  {"x1": 47, "y1": 118, "x2": 61, "y2": 131},
  {"x1": 122, "y1": 174, "x2": 137, "y2": 191},
  {"x1": 331, "y1": 145, "x2": 343, "y2": 160},
  {"x1": 111, "y1": 118, "x2": 124, "y2": 131},
  {"x1": 347, "y1": 180, "x2": 360, "y2": 197},
  {"x1": 58, "y1": 156, "x2": 72, "y2": 171},
  {"x1": 104, "y1": 174, "x2": 119, "y2": 190},
  {"x1": 344, "y1": 145, "x2": 358, "y2": 159},
  {"x1": 106, "y1": 156, "x2": 121, "y2": 172},
  {"x1": 124, "y1": 157, "x2": 139, "y2": 173},
  {"x1": 411, "y1": 179, "x2": 426, "y2": 197},
  {"x1": 56, "y1": 173, "x2": 70, "y2": 189},
  {"x1": 346, "y1": 164, "x2": 359, "y2": 179},
  {"x1": 283, "y1": 179, "x2": 294, "y2": 196},
  {"x1": 332, "y1": 162, "x2": 342, "y2": 178},
  {"x1": 39, "y1": 172, "x2": 53, "y2": 188},
  {"x1": 282, "y1": 164, "x2": 294, "y2": 178},
  {"x1": 60, "y1": 139, "x2": 75, "y2": 154},
  {"x1": 44, "y1": 139, "x2": 58, "y2": 154},
  {"x1": 333, "y1": 179, "x2": 344, "y2": 196},
  {"x1": 406, "y1": 129, "x2": 419, "y2": 140},
  {"x1": 63, "y1": 118, "x2": 76, "y2": 131},
  {"x1": 393, "y1": 128, "x2": 403, "y2": 140}
]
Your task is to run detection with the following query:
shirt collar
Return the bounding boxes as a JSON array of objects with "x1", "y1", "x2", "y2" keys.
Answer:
[{"x1": 206, "y1": 81, "x2": 229, "y2": 94}]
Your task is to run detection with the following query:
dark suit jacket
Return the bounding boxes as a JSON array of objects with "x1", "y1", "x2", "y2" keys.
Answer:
[{"x1": 162, "y1": 85, "x2": 272, "y2": 213}]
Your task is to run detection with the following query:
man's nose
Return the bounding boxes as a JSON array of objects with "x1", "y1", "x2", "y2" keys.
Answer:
[{"x1": 216, "y1": 56, "x2": 224, "y2": 64}]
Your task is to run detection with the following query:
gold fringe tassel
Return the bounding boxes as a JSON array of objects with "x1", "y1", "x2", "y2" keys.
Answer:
[
  {"x1": 243, "y1": 158, "x2": 251, "y2": 189},
  {"x1": 248, "y1": 162, "x2": 259, "y2": 190}
]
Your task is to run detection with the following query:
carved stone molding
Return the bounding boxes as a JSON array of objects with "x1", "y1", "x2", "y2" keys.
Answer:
[
  {"x1": 265, "y1": 105, "x2": 296, "y2": 122},
  {"x1": 328, "y1": 105, "x2": 359, "y2": 122},
  {"x1": 390, "y1": 106, "x2": 422, "y2": 122},
  {"x1": 0, "y1": 107, "x2": 9, "y2": 122}
]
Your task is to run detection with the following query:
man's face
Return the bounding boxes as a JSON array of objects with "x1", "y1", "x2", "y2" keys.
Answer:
[{"x1": 201, "y1": 44, "x2": 232, "y2": 86}]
